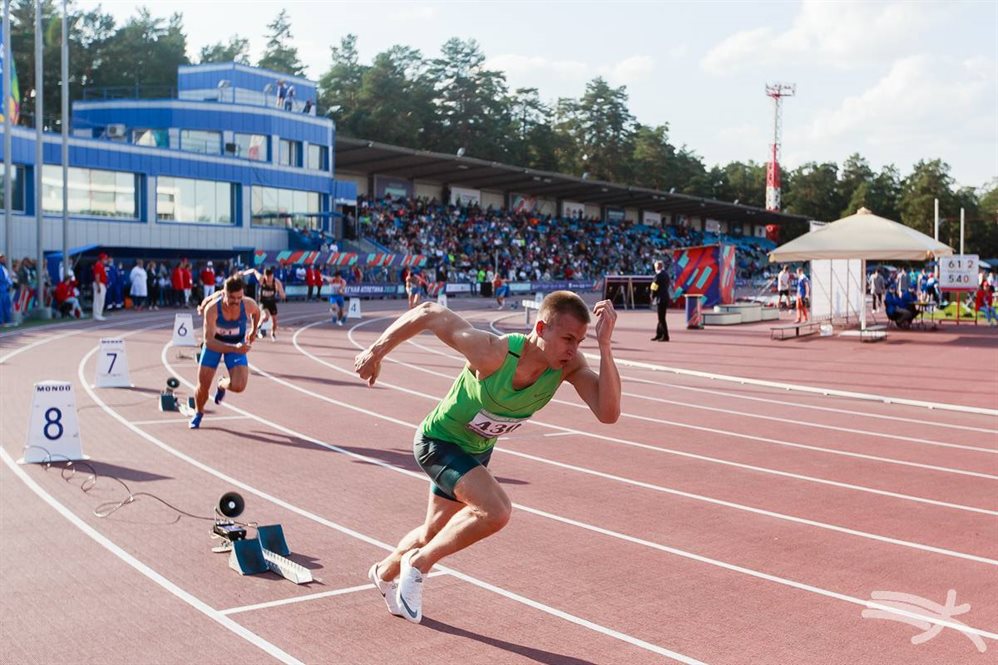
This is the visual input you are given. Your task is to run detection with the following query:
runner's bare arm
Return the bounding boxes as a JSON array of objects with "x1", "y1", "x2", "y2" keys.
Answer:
[
  {"x1": 244, "y1": 299, "x2": 260, "y2": 344},
  {"x1": 197, "y1": 289, "x2": 224, "y2": 316},
  {"x1": 354, "y1": 302, "x2": 504, "y2": 387},
  {"x1": 564, "y1": 300, "x2": 621, "y2": 423}
]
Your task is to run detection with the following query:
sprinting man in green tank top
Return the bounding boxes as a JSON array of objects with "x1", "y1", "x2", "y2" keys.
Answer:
[{"x1": 354, "y1": 291, "x2": 620, "y2": 623}]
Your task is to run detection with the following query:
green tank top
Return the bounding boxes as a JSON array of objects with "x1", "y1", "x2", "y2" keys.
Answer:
[{"x1": 420, "y1": 333, "x2": 563, "y2": 454}]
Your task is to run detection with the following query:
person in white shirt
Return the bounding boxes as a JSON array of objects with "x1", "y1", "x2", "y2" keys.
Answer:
[
  {"x1": 777, "y1": 266, "x2": 791, "y2": 310},
  {"x1": 129, "y1": 259, "x2": 149, "y2": 310}
]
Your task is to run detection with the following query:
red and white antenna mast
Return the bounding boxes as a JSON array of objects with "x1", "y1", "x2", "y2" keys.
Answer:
[{"x1": 764, "y1": 82, "x2": 795, "y2": 211}]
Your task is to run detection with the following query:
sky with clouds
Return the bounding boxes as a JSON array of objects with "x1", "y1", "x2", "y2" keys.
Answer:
[{"x1": 84, "y1": 0, "x2": 996, "y2": 189}]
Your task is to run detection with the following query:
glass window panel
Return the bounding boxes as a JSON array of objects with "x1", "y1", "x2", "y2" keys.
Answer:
[
  {"x1": 158, "y1": 177, "x2": 176, "y2": 220},
  {"x1": 180, "y1": 129, "x2": 221, "y2": 154},
  {"x1": 235, "y1": 133, "x2": 267, "y2": 161},
  {"x1": 155, "y1": 176, "x2": 232, "y2": 224},
  {"x1": 216, "y1": 183, "x2": 231, "y2": 223},
  {"x1": 41, "y1": 166, "x2": 136, "y2": 218},
  {"x1": 0, "y1": 167, "x2": 25, "y2": 210}
]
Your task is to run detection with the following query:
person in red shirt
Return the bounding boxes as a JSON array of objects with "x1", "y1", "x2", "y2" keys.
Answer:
[
  {"x1": 92, "y1": 253, "x2": 109, "y2": 320},
  {"x1": 201, "y1": 261, "x2": 217, "y2": 299},
  {"x1": 181, "y1": 259, "x2": 194, "y2": 307},
  {"x1": 55, "y1": 272, "x2": 82, "y2": 318},
  {"x1": 492, "y1": 274, "x2": 509, "y2": 309},
  {"x1": 305, "y1": 263, "x2": 321, "y2": 301},
  {"x1": 171, "y1": 262, "x2": 184, "y2": 307}
]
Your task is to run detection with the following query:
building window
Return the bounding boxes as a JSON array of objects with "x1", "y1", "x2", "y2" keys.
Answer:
[
  {"x1": 157, "y1": 176, "x2": 233, "y2": 224},
  {"x1": 278, "y1": 139, "x2": 301, "y2": 167},
  {"x1": 42, "y1": 166, "x2": 137, "y2": 218},
  {"x1": 180, "y1": 129, "x2": 221, "y2": 155},
  {"x1": 233, "y1": 133, "x2": 268, "y2": 161},
  {"x1": 0, "y1": 166, "x2": 26, "y2": 211},
  {"x1": 306, "y1": 144, "x2": 328, "y2": 171},
  {"x1": 133, "y1": 129, "x2": 169, "y2": 148},
  {"x1": 251, "y1": 186, "x2": 319, "y2": 228}
]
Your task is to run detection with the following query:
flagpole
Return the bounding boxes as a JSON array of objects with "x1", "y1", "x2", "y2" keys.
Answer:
[
  {"x1": 3, "y1": 0, "x2": 12, "y2": 260},
  {"x1": 34, "y1": 0, "x2": 47, "y2": 318},
  {"x1": 61, "y1": 0, "x2": 68, "y2": 280}
]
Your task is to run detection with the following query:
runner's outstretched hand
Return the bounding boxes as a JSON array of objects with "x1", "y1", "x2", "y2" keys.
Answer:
[{"x1": 593, "y1": 300, "x2": 617, "y2": 346}]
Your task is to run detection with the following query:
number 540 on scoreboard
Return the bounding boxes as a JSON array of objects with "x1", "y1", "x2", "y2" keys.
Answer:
[{"x1": 939, "y1": 255, "x2": 978, "y2": 291}]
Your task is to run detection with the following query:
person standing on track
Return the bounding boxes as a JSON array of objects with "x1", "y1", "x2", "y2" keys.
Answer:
[
  {"x1": 794, "y1": 266, "x2": 811, "y2": 323},
  {"x1": 247, "y1": 267, "x2": 285, "y2": 341},
  {"x1": 326, "y1": 270, "x2": 348, "y2": 325},
  {"x1": 650, "y1": 259, "x2": 670, "y2": 342},
  {"x1": 189, "y1": 275, "x2": 260, "y2": 429},
  {"x1": 354, "y1": 291, "x2": 621, "y2": 624}
]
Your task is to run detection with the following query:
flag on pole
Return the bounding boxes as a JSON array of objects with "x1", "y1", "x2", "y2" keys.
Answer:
[{"x1": 0, "y1": 24, "x2": 20, "y2": 124}]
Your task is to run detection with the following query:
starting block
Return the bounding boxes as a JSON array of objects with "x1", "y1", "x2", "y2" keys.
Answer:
[
  {"x1": 223, "y1": 524, "x2": 313, "y2": 584},
  {"x1": 159, "y1": 377, "x2": 196, "y2": 413}
]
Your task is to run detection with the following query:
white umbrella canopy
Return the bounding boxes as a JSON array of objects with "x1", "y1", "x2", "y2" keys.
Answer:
[{"x1": 769, "y1": 208, "x2": 955, "y2": 262}]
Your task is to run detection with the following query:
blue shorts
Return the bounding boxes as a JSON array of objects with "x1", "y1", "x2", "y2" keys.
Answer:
[
  {"x1": 496, "y1": 285, "x2": 510, "y2": 297},
  {"x1": 199, "y1": 347, "x2": 249, "y2": 370},
  {"x1": 329, "y1": 294, "x2": 345, "y2": 308}
]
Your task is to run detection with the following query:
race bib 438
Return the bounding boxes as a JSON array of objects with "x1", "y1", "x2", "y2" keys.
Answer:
[{"x1": 466, "y1": 409, "x2": 528, "y2": 438}]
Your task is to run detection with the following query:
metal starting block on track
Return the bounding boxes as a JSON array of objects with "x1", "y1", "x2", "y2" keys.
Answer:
[
  {"x1": 211, "y1": 493, "x2": 313, "y2": 584},
  {"x1": 220, "y1": 524, "x2": 313, "y2": 584},
  {"x1": 159, "y1": 377, "x2": 196, "y2": 414}
]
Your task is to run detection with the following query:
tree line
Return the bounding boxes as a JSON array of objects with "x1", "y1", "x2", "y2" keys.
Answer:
[{"x1": 7, "y1": 2, "x2": 997, "y2": 256}]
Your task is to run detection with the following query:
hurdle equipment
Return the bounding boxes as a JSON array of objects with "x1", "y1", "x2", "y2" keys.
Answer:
[
  {"x1": 20, "y1": 381, "x2": 88, "y2": 464},
  {"x1": 437, "y1": 292, "x2": 448, "y2": 308},
  {"x1": 94, "y1": 338, "x2": 133, "y2": 388},
  {"x1": 522, "y1": 294, "x2": 543, "y2": 327},
  {"x1": 346, "y1": 297, "x2": 362, "y2": 319},
  {"x1": 171, "y1": 313, "x2": 197, "y2": 347}
]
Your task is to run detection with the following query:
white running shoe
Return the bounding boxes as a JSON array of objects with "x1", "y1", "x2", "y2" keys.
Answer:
[
  {"x1": 368, "y1": 563, "x2": 403, "y2": 617},
  {"x1": 396, "y1": 549, "x2": 424, "y2": 623}
]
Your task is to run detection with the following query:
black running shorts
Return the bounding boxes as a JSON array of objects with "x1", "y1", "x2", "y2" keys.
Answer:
[{"x1": 413, "y1": 431, "x2": 493, "y2": 502}]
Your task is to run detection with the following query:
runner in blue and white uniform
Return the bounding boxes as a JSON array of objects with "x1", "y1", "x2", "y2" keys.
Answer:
[
  {"x1": 190, "y1": 275, "x2": 260, "y2": 429},
  {"x1": 326, "y1": 271, "x2": 348, "y2": 326}
]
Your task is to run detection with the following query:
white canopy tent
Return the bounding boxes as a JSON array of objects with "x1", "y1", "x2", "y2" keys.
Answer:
[{"x1": 769, "y1": 208, "x2": 955, "y2": 330}]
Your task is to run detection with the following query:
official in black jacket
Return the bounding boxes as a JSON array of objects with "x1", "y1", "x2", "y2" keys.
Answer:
[{"x1": 651, "y1": 260, "x2": 670, "y2": 342}]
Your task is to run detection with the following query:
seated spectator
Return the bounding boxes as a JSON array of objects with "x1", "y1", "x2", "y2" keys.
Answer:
[
  {"x1": 885, "y1": 290, "x2": 915, "y2": 328},
  {"x1": 54, "y1": 272, "x2": 82, "y2": 318}
]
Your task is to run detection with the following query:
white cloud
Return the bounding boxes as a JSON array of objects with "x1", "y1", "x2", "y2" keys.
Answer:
[
  {"x1": 702, "y1": 1, "x2": 939, "y2": 75},
  {"x1": 784, "y1": 54, "x2": 997, "y2": 185},
  {"x1": 598, "y1": 55, "x2": 655, "y2": 86},
  {"x1": 486, "y1": 54, "x2": 589, "y2": 80}
]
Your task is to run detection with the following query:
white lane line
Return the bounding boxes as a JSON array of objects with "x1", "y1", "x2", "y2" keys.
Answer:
[
  {"x1": 0, "y1": 312, "x2": 174, "y2": 365},
  {"x1": 283, "y1": 325, "x2": 998, "y2": 641},
  {"x1": 1, "y1": 448, "x2": 303, "y2": 665},
  {"x1": 597, "y1": 352, "x2": 998, "y2": 417},
  {"x1": 130, "y1": 416, "x2": 253, "y2": 426},
  {"x1": 287, "y1": 323, "x2": 998, "y2": 564},
  {"x1": 335, "y1": 320, "x2": 998, "y2": 516},
  {"x1": 409, "y1": 337, "x2": 994, "y2": 455},
  {"x1": 486, "y1": 316, "x2": 998, "y2": 434},
  {"x1": 148, "y1": 344, "x2": 704, "y2": 663},
  {"x1": 220, "y1": 572, "x2": 450, "y2": 616},
  {"x1": 405, "y1": 338, "x2": 998, "y2": 472}
]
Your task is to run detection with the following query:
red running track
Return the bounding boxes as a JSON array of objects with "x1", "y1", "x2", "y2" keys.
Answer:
[{"x1": 1, "y1": 300, "x2": 995, "y2": 664}]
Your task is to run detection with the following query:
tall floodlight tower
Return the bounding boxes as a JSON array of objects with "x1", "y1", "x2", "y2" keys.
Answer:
[{"x1": 764, "y1": 83, "x2": 795, "y2": 211}]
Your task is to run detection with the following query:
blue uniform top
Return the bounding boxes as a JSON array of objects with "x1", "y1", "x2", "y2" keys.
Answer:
[
  {"x1": 214, "y1": 300, "x2": 247, "y2": 344},
  {"x1": 796, "y1": 275, "x2": 810, "y2": 297}
]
